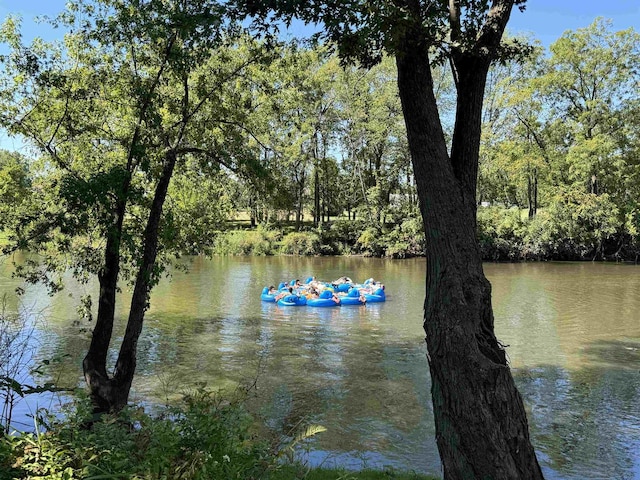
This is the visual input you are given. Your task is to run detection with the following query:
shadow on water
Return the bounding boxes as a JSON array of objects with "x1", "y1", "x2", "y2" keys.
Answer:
[
  {"x1": 513, "y1": 356, "x2": 640, "y2": 479},
  {"x1": 582, "y1": 339, "x2": 640, "y2": 369}
]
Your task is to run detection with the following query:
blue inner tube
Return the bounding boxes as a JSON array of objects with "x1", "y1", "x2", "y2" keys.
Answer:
[
  {"x1": 277, "y1": 295, "x2": 307, "y2": 307},
  {"x1": 261, "y1": 287, "x2": 277, "y2": 302},
  {"x1": 364, "y1": 288, "x2": 386, "y2": 303},
  {"x1": 364, "y1": 294, "x2": 384, "y2": 303},
  {"x1": 307, "y1": 297, "x2": 340, "y2": 307},
  {"x1": 340, "y1": 296, "x2": 364, "y2": 305},
  {"x1": 339, "y1": 288, "x2": 365, "y2": 305},
  {"x1": 335, "y1": 283, "x2": 351, "y2": 292}
]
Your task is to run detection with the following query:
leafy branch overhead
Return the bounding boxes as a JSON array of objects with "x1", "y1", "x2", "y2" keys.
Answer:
[
  {"x1": 235, "y1": 0, "x2": 531, "y2": 66},
  {"x1": 0, "y1": 2, "x2": 275, "y2": 290}
]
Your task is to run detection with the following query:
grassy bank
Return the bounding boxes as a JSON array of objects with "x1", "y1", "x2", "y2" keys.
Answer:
[
  {"x1": 275, "y1": 466, "x2": 437, "y2": 480},
  {"x1": 209, "y1": 219, "x2": 426, "y2": 259},
  {"x1": 208, "y1": 208, "x2": 635, "y2": 262}
]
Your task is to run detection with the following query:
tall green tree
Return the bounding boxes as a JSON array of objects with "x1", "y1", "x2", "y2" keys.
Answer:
[
  {"x1": 335, "y1": 56, "x2": 412, "y2": 225},
  {"x1": 237, "y1": 44, "x2": 342, "y2": 228},
  {"x1": 236, "y1": 0, "x2": 543, "y2": 478},
  {"x1": 536, "y1": 19, "x2": 640, "y2": 254},
  {"x1": 274, "y1": 46, "x2": 340, "y2": 228},
  {"x1": 538, "y1": 18, "x2": 639, "y2": 197},
  {"x1": 0, "y1": 1, "x2": 268, "y2": 412},
  {"x1": 479, "y1": 44, "x2": 552, "y2": 217},
  {"x1": 479, "y1": 20, "x2": 640, "y2": 258}
]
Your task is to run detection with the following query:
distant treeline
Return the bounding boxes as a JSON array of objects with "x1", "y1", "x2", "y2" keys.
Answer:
[
  {"x1": 1, "y1": 19, "x2": 638, "y2": 264},
  {"x1": 211, "y1": 206, "x2": 639, "y2": 262}
]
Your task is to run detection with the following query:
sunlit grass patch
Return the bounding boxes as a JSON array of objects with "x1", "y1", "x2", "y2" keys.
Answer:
[{"x1": 273, "y1": 465, "x2": 439, "y2": 480}]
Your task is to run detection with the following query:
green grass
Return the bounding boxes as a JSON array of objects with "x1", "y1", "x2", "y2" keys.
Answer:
[{"x1": 273, "y1": 465, "x2": 438, "y2": 480}]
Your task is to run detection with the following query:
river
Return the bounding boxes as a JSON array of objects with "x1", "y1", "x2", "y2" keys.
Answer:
[{"x1": 1, "y1": 257, "x2": 639, "y2": 479}]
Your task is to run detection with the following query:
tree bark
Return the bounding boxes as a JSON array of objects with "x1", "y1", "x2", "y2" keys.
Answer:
[
  {"x1": 83, "y1": 179, "x2": 130, "y2": 414},
  {"x1": 112, "y1": 149, "x2": 178, "y2": 410},
  {"x1": 395, "y1": 4, "x2": 544, "y2": 479},
  {"x1": 314, "y1": 164, "x2": 320, "y2": 226},
  {"x1": 528, "y1": 168, "x2": 538, "y2": 218}
]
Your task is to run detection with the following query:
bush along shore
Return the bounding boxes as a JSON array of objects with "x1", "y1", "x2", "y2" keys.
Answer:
[
  {"x1": 4, "y1": 207, "x2": 639, "y2": 262},
  {"x1": 0, "y1": 388, "x2": 437, "y2": 480},
  {"x1": 203, "y1": 207, "x2": 640, "y2": 262},
  {"x1": 208, "y1": 219, "x2": 427, "y2": 259}
]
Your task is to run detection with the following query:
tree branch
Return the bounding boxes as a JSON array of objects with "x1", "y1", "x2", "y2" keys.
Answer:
[
  {"x1": 174, "y1": 146, "x2": 238, "y2": 172},
  {"x1": 448, "y1": 0, "x2": 461, "y2": 44},
  {"x1": 476, "y1": 0, "x2": 516, "y2": 54},
  {"x1": 125, "y1": 31, "x2": 178, "y2": 172},
  {"x1": 170, "y1": 49, "x2": 270, "y2": 132}
]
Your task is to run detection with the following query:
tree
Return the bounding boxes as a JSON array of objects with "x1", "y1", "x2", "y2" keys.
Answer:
[
  {"x1": 0, "y1": 150, "x2": 31, "y2": 230},
  {"x1": 335, "y1": 56, "x2": 411, "y2": 225},
  {"x1": 269, "y1": 45, "x2": 340, "y2": 228},
  {"x1": 535, "y1": 20, "x2": 640, "y2": 256},
  {"x1": 0, "y1": 1, "x2": 269, "y2": 412},
  {"x1": 479, "y1": 44, "x2": 552, "y2": 217},
  {"x1": 236, "y1": 0, "x2": 543, "y2": 478},
  {"x1": 480, "y1": 20, "x2": 640, "y2": 258},
  {"x1": 537, "y1": 19, "x2": 639, "y2": 193},
  {"x1": 164, "y1": 158, "x2": 235, "y2": 255}
]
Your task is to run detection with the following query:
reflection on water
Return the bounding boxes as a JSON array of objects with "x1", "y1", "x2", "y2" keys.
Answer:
[
  {"x1": 486, "y1": 262, "x2": 640, "y2": 480},
  {"x1": 1, "y1": 257, "x2": 639, "y2": 479}
]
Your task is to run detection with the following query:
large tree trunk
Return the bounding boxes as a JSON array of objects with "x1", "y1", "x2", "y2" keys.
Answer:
[
  {"x1": 83, "y1": 181, "x2": 130, "y2": 414},
  {"x1": 395, "y1": 23, "x2": 544, "y2": 480},
  {"x1": 83, "y1": 150, "x2": 178, "y2": 412}
]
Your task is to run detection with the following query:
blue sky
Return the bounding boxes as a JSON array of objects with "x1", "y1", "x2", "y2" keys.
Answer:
[
  {"x1": 0, "y1": 0, "x2": 639, "y2": 152},
  {"x1": 507, "y1": 0, "x2": 639, "y2": 45}
]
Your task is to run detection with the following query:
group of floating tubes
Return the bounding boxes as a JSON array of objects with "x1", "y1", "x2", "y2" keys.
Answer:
[{"x1": 261, "y1": 276, "x2": 386, "y2": 307}]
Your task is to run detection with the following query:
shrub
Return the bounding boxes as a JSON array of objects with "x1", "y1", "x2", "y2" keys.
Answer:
[
  {"x1": 313, "y1": 220, "x2": 367, "y2": 255},
  {"x1": 327, "y1": 220, "x2": 366, "y2": 246},
  {"x1": 396, "y1": 218, "x2": 426, "y2": 257},
  {"x1": 523, "y1": 192, "x2": 620, "y2": 260},
  {"x1": 357, "y1": 227, "x2": 385, "y2": 257},
  {"x1": 6, "y1": 388, "x2": 278, "y2": 480},
  {"x1": 0, "y1": 434, "x2": 19, "y2": 480},
  {"x1": 477, "y1": 206, "x2": 527, "y2": 260},
  {"x1": 280, "y1": 231, "x2": 321, "y2": 256},
  {"x1": 212, "y1": 226, "x2": 280, "y2": 256}
]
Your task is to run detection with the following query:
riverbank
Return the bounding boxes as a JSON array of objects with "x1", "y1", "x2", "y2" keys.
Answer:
[
  {"x1": 0, "y1": 390, "x2": 437, "y2": 480},
  {"x1": 3, "y1": 207, "x2": 637, "y2": 262},
  {"x1": 276, "y1": 467, "x2": 437, "y2": 479},
  {"x1": 208, "y1": 215, "x2": 638, "y2": 262},
  {"x1": 208, "y1": 220, "x2": 426, "y2": 259}
]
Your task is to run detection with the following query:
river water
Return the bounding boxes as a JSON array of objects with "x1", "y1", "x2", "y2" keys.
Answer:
[{"x1": 1, "y1": 257, "x2": 639, "y2": 479}]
